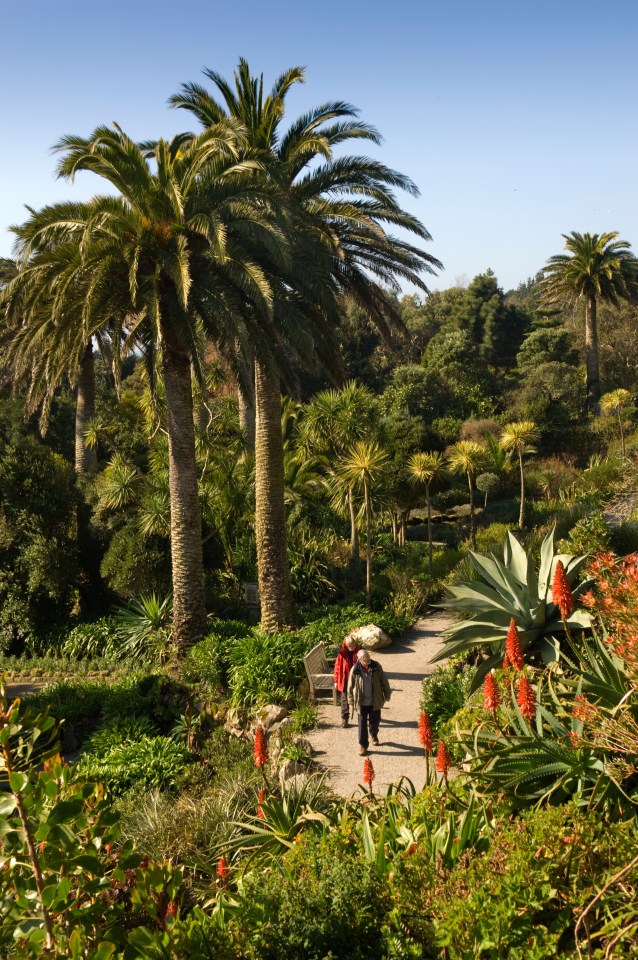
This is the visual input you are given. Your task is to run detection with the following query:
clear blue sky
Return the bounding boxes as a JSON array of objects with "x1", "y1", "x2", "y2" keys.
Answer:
[{"x1": 2, "y1": 0, "x2": 637, "y2": 292}]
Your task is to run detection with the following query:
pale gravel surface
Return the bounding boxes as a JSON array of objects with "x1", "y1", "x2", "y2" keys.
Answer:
[{"x1": 306, "y1": 612, "x2": 452, "y2": 797}]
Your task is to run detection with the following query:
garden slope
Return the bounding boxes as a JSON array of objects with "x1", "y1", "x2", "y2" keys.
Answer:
[{"x1": 307, "y1": 613, "x2": 452, "y2": 796}]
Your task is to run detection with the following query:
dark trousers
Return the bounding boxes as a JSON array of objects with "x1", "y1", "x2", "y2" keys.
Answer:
[
  {"x1": 340, "y1": 689, "x2": 350, "y2": 721},
  {"x1": 358, "y1": 705, "x2": 381, "y2": 748}
]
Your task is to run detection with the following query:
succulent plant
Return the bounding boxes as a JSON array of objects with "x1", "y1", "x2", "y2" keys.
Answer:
[{"x1": 434, "y1": 529, "x2": 591, "y2": 687}]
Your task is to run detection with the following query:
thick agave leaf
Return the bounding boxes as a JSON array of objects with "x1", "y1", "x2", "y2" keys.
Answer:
[
  {"x1": 503, "y1": 531, "x2": 537, "y2": 595},
  {"x1": 444, "y1": 581, "x2": 521, "y2": 618},
  {"x1": 468, "y1": 552, "x2": 529, "y2": 612},
  {"x1": 537, "y1": 527, "x2": 556, "y2": 601}
]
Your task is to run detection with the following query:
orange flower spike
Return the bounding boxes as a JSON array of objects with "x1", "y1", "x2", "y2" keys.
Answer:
[
  {"x1": 418, "y1": 710, "x2": 433, "y2": 752},
  {"x1": 505, "y1": 619, "x2": 525, "y2": 671},
  {"x1": 517, "y1": 676, "x2": 536, "y2": 721},
  {"x1": 253, "y1": 726, "x2": 269, "y2": 768},
  {"x1": 363, "y1": 757, "x2": 375, "y2": 787},
  {"x1": 483, "y1": 672, "x2": 500, "y2": 713},
  {"x1": 552, "y1": 560, "x2": 574, "y2": 620},
  {"x1": 436, "y1": 739, "x2": 451, "y2": 776},
  {"x1": 257, "y1": 786, "x2": 266, "y2": 819},
  {"x1": 216, "y1": 856, "x2": 230, "y2": 884}
]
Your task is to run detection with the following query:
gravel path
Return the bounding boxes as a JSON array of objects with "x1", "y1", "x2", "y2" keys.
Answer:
[{"x1": 307, "y1": 612, "x2": 452, "y2": 796}]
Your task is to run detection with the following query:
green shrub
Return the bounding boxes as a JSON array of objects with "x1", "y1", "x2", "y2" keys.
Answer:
[
  {"x1": 231, "y1": 832, "x2": 391, "y2": 960},
  {"x1": 391, "y1": 804, "x2": 638, "y2": 959},
  {"x1": 421, "y1": 661, "x2": 477, "y2": 738},
  {"x1": 559, "y1": 510, "x2": 611, "y2": 556},
  {"x1": 182, "y1": 619, "x2": 252, "y2": 690},
  {"x1": 78, "y1": 734, "x2": 191, "y2": 796},
  {"x1": 60, "y1": 618, "x2": 120, "y2": 660},
  {"x1": 26, "y1": 672, "x2": 187, "y2": 747},
  {"x1": 226, "y1": 630, "x2": 310, "y2": 707},
  {"x1": 462, "y1": 521, "x2": 512, "y2": 555},
  {"x1": 610, "y1": 520, "x2": 638, "y2": 556}
]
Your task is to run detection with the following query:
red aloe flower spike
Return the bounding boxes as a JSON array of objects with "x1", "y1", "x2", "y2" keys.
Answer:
[
  {"x1": 483, "y1": 672, "x2": 500, "y2": 713},
  {"x1": 436, "y1": 739, "x2": 451, "y2": 777},
  {"x1": 505, "y1": 618, "x2": 525, "y2": 671},
  {"x1": 572, "y1": 693, "x2": 589, "y2": 723},
  {"x1": 216, "y1": 856, "x2": 230, "y2": 884},
  {"x1": 253, "y1": 725, "x2": 269, "y2": 768},
  {"x1": 363, "y1": 757, "x2": 375, "y2": 788},
  {"x1": 418, "y1": 710, "x2": 433, "y2": 752},
  {"x1": 552, "y1": 560, "x2": 574, "y2": 620},
  {"x1": 257, "y1": 786, "x2": 266, "y2": 819},
  {"x1": 502, "y1": 651, "x2": 511, "y2": 670},
  {"x1": 517, "y1": 676, "x2": 536, "y2": 721}
]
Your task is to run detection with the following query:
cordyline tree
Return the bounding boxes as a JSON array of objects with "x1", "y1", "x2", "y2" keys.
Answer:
[
  {"x1": 543, "y1": 232, "x2": 638, "y2": 413},
  {"x1": 0, "y1": 122, "x2": 287, "y2": 652},
  {"x1": 300, "y1": 381, "x2": 376, "y2": 561},
  {"x1": 500, "y1": 420, "x2": 538, "y2": 529},
  {"x1": 172, "y1": 59, "x2": 441, "y2": 631}
]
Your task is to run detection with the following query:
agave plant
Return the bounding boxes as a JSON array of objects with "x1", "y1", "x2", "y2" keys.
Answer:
[{"x1": 435, "y1": 529, "x2": 591, "y2": 686}]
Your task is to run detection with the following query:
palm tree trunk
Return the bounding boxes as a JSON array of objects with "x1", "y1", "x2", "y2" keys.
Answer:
[
  {"x1": 518, "y1": 450, "x2": 525, "y2": 529},
  {"x1": 160, "y1": 322, "x2": 207, "y2": 653},
  {"x1": 468, "y1": 471, "x2": 476, "y2": 550},
  {"x1": 426, "y1": 486, "x2": 433, "y2": 578},
  {"x1": 238, "y1": 387, "x2": 256, "y2": 453},
  {"x1": 364, "y1": 479, "x2": 372, "y2": 608},
  {"x1": 254, "y1": 360, "x2": 295, "y2": 632},
  {"x1": 391, "y1": 511, "x2": 398, "y2": 547},
  {"x1": 348, "y1": 487, "x2": 360, "y2": 559},
  {"x1": 585, "y1": 294, "x2": 601, "y2": 413},
  {"x1": 75, "y1": 341, "x2": 97, "y2": 474},
  {"x1": 400, "y1": 512, "x2": 407, "y2": 547}
]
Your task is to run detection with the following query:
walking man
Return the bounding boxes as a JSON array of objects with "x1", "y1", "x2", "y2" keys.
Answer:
[{"x1": 347, "y1": 648, "x2": 391, "y2": 756}]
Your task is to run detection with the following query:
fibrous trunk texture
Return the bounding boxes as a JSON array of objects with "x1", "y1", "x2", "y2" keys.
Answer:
[
  {"x1": 75, "y1": 341, "x2": 97, "y2": 474},
  {"x1": 585, "y1": 294, "x2": 601, "y2": 413},
  {"x1": 160, "y1": 322, "x2": 207, "y2": 652},
  {"x1": 254, "y1": 360, "x2": 295, "y2": 632},
  {"x1": 349, "y1": 487, "x2": 360, "y2": 559}
]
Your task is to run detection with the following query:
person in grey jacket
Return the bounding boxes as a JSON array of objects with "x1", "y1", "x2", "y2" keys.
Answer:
[{"x1": 347, "y1": 649, "x2": 391, "y2": 756}]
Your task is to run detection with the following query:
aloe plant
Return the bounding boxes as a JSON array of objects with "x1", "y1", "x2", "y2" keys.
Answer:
[{"x1": 435, "y1": 529, "x2": 591, "y2": 686}]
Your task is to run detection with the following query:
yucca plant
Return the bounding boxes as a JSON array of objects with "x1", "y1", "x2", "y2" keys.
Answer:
[
  {"x1": 435, "y1": 529, "x2": 591, "y2": 687},
  {"x1": 113, "y1": 593, "x2": 173, "y2": 664}
]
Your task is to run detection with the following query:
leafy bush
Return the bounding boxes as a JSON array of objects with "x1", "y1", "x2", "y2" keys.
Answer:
[
  {"x1": 420, "y1": 661, "x2": 477, "y2": 739},
  {"x1": 26, "y1": 673, "x2": 188, "y2": 747},
  {"x1": 559, "y1": 509, "x2": 611, "y2": 556},
  {"x1": 391, "y1": 803, "x2": 638, "y2": 959},
  {"x1": 182, "y1": 619, "x2": 252, "y2": 690},
  {"x1": 462, "y1": 521, "x2": 512, "y2": 555},
  {"x1": 230, "y1": 831, "x2": 391, "y2": 960},
  {"x1": 77, "y1": 733, "x2": 191, "y2": 796},
  {"x1": 59, "y1": 618, "x2": 121, "y2": 660},
  {"x1": 610, "y1": 520, "x2": 638, "y2": 556},
  {"x1": 226, "y1": 630, "x2": 310, "y2": 707}
]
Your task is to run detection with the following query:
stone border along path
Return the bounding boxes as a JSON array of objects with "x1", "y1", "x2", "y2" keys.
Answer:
[{"x1": 306, "y1": 612, "x2": 453, "y2": 797}]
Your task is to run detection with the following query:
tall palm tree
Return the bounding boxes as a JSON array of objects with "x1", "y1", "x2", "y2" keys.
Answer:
[
  {"x1": 0, "y1": 239, "x2": 101, "y2": 474},
  {"x1": 600, "y1": 388, "x2": 633, "y2": 456},
  {"x1": 447, "y1": 441, "x2": 486, "y2": 549},
  {"x1": 337, "y1": 440, "x2": 389, "y2": 608},
  {"x1": 172, "y1": 60, "x2": 441, "y2": 631},
  {"x1": 407, "y1": 451, "x2": 447, "y2": 577},
  {"x1": 301, "y1": 381, "x2": 375, "y2": 560},
  {"x1": 1, "y1": 123, "x2": 282, "y2": 650},
  {"x1": 543, "y1": 232, "x2": 638, "y2": 412},
  {"x1": 500, "y1": 421, "x2": 538, "y2": 529}
]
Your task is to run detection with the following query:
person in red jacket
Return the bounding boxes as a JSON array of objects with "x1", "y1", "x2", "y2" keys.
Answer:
[{"x1": 333, "y1": 635, "x2": 360, "y2": 727}]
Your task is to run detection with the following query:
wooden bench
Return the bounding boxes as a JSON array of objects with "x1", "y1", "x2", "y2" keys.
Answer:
[{"x1": 303, "y1": 643, "x2": 338, "y2": 705}]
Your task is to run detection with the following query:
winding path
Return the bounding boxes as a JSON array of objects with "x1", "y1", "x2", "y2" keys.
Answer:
[{"x1": 306, "y1": 612, "x2": 452, "y2": 796}]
